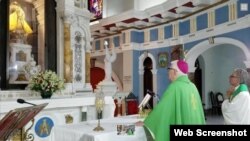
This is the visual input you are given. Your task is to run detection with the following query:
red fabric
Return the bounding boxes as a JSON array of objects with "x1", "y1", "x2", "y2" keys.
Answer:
[
  {"x1": 90, "y1": 67, "x2": 105, "y2": 91},
  {"x1": 114, "y1": 99, "x2": 123, "y2": 117},
  {"x1": 126, "y1": 100, "x2": 138, "y2": 115}
]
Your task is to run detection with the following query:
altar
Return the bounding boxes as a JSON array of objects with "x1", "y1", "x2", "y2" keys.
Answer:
[
  {"x1": 0, "y1": 90, "x2": 116, "y2": 141},
  {"x1": 51, "y1": 115, "x2": 146, "y2": 141}
]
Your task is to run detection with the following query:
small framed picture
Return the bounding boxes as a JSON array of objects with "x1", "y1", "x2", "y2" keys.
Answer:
[{"x1": 158, "y1": 52, "x2": 168, "y2": 68}]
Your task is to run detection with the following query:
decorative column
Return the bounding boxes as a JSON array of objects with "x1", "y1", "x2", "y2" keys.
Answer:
[
  {"x1": 33, "y1": 0, "x2": 45, "y2": 70},
  {"x1": 85, "y1": 52, "x2": 91, "y2": 83},
  {"x1": 56, "y1": 0, "x2": 92, "y2": 94},
  {"x1": 63, "y1": 23, "x2": 73, "y2": 83}
]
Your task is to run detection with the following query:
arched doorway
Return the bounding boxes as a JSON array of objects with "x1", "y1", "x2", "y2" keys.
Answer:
[
  {"x1": 138, "y1": 52, "x2": 158, "y2": 107},
  {"x1": 186, "y1": 37, "x2": 250, "y2": 109},
  {"x1": 143, "y1": 57, "x2": 153, "y2": 108},
  {"x1": 194, "y1": 59, "x2": 202, "y2": 99}
]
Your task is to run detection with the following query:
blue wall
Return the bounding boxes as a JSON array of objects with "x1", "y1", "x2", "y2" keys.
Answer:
[
  {"x1": 132, "y1": 50, "x2": 140, "y2": 97},
  {"x1": 184, "y1": 39, "x2": 206, "y2": 51},
  {"x1": 164, "y1": 25, "x2": 173, "y2": 39},
  {"x1": 217, "y1": 27, "x2": 250, "y2": 47},
  {"x1": 93, "y1": 1, "x2": 250, "y2": 101},
  {"x1": 155, "y1": 47, "x2": 172, "y2": 97},
  {"x1": 95, "y1": 40, "x2": 100, "y2": 50},
  {"x1": 197, "y1": 13, "x2": 207, "y2": 31},
  {"x1": 238, "y1": 0, "x2": 250, "y2": 18},
  {"x1": 132, "y1": 47, "x2": 173, "y2": 98},
  {"x1": 179, "y1": 20, "x2": 190, "y2": 35},
  {"x1": 132, "y1": 26, "x2": 250, "y2": 99},
  {"x1": 150, "y1": 28, "x2": 158, "y2": 41},
  {"x1": 122, "y1": 33, "x2": 125, "y2": 44},
  {"x1": 113, "y1": 36, "x2": 120, "y2": 47},
  {"x1": 131, "y1": 31, "x2": 144, "y2": 43},
  {"x1": 215, "y1": 6, "x2": 228, "y2": 25}
]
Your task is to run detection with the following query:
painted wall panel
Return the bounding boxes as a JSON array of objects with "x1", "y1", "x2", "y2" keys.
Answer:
[
  {"x1": 150, "y1": 28, "x2": 158, "y2": 41},
  {"x1": 197, "y1": 13, "x2": 208, "y2": 31},
  {"x1": 164, "y1": 25, "x2": 172, "y2": 39},
  {"x1": 179, "y1": 20, "x2": 190, "y2": 36},
  {"x1": 215, "y1": 6, "x2": 229, "y2": 25}
]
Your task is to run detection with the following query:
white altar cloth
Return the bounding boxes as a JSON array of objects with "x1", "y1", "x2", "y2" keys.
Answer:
[
  {"x1": 51, "y1": 115, "x2": 146, "y2": 141},
  {"x1": 0, "y1": 93, "x2": 115, "y2": 121}
]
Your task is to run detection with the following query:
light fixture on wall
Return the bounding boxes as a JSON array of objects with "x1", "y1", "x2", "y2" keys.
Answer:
[{"x1": 9, "y1": 1, "x2": 33, "y2": 44}]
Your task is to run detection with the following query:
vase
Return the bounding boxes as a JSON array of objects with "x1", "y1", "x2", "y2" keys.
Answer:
[{"x1": 40, "y1": 91, "x2": 53, "y2": 99}]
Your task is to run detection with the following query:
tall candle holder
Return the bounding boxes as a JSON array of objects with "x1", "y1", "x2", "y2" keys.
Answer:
[{"x1": 93, "y1": 89, "x2": 105, "y2": 131}]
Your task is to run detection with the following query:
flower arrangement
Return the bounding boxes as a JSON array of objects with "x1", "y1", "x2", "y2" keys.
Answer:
[{"x1": 28, "y1": 70, "x2": 65, "y2": 98}]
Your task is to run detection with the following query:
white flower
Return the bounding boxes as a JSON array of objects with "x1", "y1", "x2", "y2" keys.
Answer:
[{"x1": 28, "y1": 70, "x2": 65, "y2": 93}]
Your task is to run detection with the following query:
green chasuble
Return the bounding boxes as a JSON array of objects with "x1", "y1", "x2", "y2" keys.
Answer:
[
  {"x1": 229, "y1": 84, "x2": 248, "y2": 102},
  {"x1": 144, "y1": 76, "x2": 205, "y2": 141}
]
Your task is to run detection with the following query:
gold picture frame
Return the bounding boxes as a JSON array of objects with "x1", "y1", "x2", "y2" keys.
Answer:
[{"x1": 158, "y1": 52, "x2": 168, "y2": 68}]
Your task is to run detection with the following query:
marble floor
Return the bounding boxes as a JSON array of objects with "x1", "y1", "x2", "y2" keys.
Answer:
[{"x1": 205, "y1": 112, "x2": 224, "y2": 125}]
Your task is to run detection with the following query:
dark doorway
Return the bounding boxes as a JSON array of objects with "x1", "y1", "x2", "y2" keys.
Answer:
[
  {"x1": 143, "y1": 57, "x2": 153, "y2": 108},
  {"x1": 194, "y1": 59, "x2": 202, "y2": 99}
]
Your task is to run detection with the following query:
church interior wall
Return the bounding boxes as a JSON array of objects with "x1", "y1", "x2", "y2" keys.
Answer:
[
  {"x1": 218, "y1": 27, "x2": 250, "y2": 47},
  {"x1": 113, "y1": 36, "x2": 120, "y2": 47},
  {"x1": 164, "y1": 25, "x2": 173, "y2": 38},
  {"x1": 154, "y1": 47, "x2": 171, "y2": 98},
  {"x1": 134, "y1": 0, "x2": 166, "y2": 11},
  {"x1": 197, "y1": 13, "x2": 208, "y2": 30},
  {"x1": 130, "y1": 30, "x2": 144, "y2": 43},
  {"x1": 238, "y1": 0, "x2": 250, "y2": 18},
  {"x1": 103, "y1": 0, "x2": 166, "y2": 17},
  {"x1": 132, "y1": 50, "x2": 140, "y2": 97},
  {"x1": 122, "y1": 50, "x2": 133, "y2": 91},
  {"x1": 215, "y1": 5, "x2": 229, "y2": 25},
  {"x1": 179, "y1": 20, "x2": 190, "y2": 36},
  {"x1": 111, "y1": 52, "x2": 123, "y2": 86},
  {"x1": 134, "y1": 24, "x2": 250, "y2": 106},
  {"x1": 132, "y1": 46, "x2": 172, "y2": 98},
  {"x1": 104, "y1": 0, "x2": 134, "y2": 17},
  {"x1": 92, "y1": 25, "x2": 250, "y2": 101},
  {"x1": 185, "y1": 32, "x2": 250, "y2": 108},
  {"x1": 201, "y1": 44, "x2": 246, "y2": 109}
]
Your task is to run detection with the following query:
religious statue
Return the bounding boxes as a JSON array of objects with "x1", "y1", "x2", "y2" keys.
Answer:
[
  {"x1": 23, "y1": 55, "x2": 41, "y2": 79},
  {"x1": 104, "y1": 41, "x2": 116, "y2": 82},
  {"x1": 9, "y1": 1, "x2": 33, "y2": 43}
]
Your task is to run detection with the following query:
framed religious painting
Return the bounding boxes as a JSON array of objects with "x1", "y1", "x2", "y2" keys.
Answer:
[
  {"x1": 88, "y1": 0, "x2": 103, "y2": 21},
  {"x1": 158, "y1": 52, "x2": 168, "y2": 68}
]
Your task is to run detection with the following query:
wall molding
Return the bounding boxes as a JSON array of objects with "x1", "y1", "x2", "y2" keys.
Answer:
[{"x1": 186, "y1": 37, "x2": 250, "y2": 72}]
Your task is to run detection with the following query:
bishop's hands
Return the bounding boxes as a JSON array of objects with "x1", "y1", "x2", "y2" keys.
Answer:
[
  {"x1": 135, "y1": 121, "x2": 144, "y2": 126},
  {"x1": 226, "y1": 86, "x2": 235, "y2": 99}
]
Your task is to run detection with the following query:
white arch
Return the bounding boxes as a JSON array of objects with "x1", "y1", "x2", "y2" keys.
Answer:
[
  {"x1": 186, "y1": 37, "x2": 250, "y2": 72},
  {"x1": 138, "y1": 52, "x2": 158, "y2": 106},
  {"x1": 94, "y1": 61, "x2": 123, "y2": 91},
  {"x1": 139, "y1": 53, "x2": 157, "y2": 75}
]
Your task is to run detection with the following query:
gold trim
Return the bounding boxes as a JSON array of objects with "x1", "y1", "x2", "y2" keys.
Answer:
[
  {"x1": 64, "y1": 23, "x2": 73, "y2": 83},
  {"x1": 65, "y1": 114, "x2": 74, "y2": 124},
  {"x1": 10, "y1": 119, "x2": 35, "y2": 141}
]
